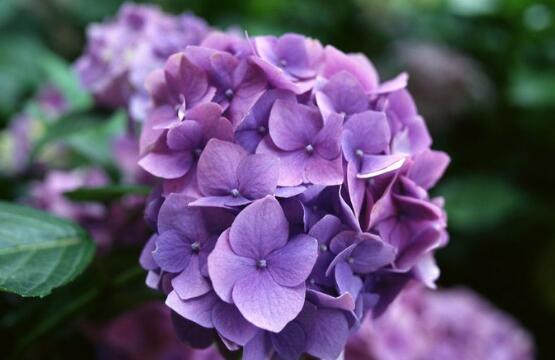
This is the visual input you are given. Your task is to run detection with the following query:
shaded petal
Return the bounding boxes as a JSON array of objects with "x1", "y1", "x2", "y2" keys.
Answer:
[
  {"x1": 306, "y1": 309, "x2": 349, "y2": 360},
  {"x1": 139, "y1": 235, "x2": 158, "y2": 271},
  {"x1": 267, "y1": 234, "x2": 318, "y2": 287},
  {"x1": 237, "y1": 154, "x2": 279, "y2": 199},
  {"x1": 243, "y1": 332, "x2": 272, "y2": 360},
  {"x1": 307, "y1": 289, "x2": 356, "y2": 312},
  {"x1": 350, "y1": 235, "x2": 396, "y2": 273},
  {"x1": 357, "y1": 154, "x2": 406, "y2": 179},
  {"x1": 138, "y1": 137, "x2": 193, "y2": 179},
  {"x1": 166, "y1": 290, "x2": 218, "y2": 328},
  {"x1": 164, "y1": 53, "x2": 209, "y2": 106},
  {"x1": 309, "y1": 215, "x2": 343, "y2": 246},
  {"x1": 152, "y1": 230, "x2": 193, "y2": 273},
  {"x1": 171, "y1": 256, "x2": 211, "y2": 300},
  {"x1": 305, "y1": 155, "x2": 343, "y2": 186},
  {"x1": 140, "y1": 105, "x2": 176, "y2": 153},
  {"x1": 268, "y1": 99, "x2": 321, "y2": 151},
  {"x1": 166, "y1": 120, "x2": 203, "y2": 151},
  {"x1": 321, "y1": 71, "x2": 368, "y2": 115},
  {"x1": 335, "y1": 261, "x2": 363, "y2": 298},
  {"x1": 233, "y1": 270, "x2": 305, "y2": 332},
  {"x1": 197, "y1": 139, "x2": 246, "y2": 196},
  {"x1": 212, "y1": 301, "x2": 258, "y2": 346},
  {"x1": 407, "y1": 149, "x2": 450, "y2": 190},
  {"x1": 396, "y1": 224, "x2": 442, "y2": 270},
  {"x1": 271, "y1": 321, "x2": 306, "y2": 360},
  {"x1": 207, "y1": 230, "x2": 256, "y2": 303},
  {"x1": 157, "y1": 193, "x2": 208, "y2": 238},
  {"x1": 314, "y1": 113, "x2": 343, "y2": 160},
  {"x1": 229, "y1": 196, "x2": 289, "y2": 258},
  {"x1": 322, "y1": 46, "x2": 379, "y2": 92},
  {"x1": 171, "y1": 312, "x2": 215, "y2": 349},
  {"x1": 342, "y1": 110, "x2": 390, "y2": 162}
]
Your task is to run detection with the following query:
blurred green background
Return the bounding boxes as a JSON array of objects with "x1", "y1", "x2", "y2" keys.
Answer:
[{"x1": 0, "y1": 0, "x2": 554, "y2": 358}]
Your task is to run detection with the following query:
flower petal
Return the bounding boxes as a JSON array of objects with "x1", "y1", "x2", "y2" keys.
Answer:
[
  {"x1": 166, "y1": 290, "x2": 218, "y2": 328},
  {"x1": 268, "y1": 99, "x2": 322, "y2": 151},
  {"x1": 152, "y1": 230, "x2": 193, "y2": 273},
  {"x1": 232, "y1": 270, "x2": 306, "y2": 332},
  {"x1": 229, "y1": 196, "x2": 289, "y2": 258},
  {"x1": 197, "y1": 139, "x2": 246, "y2": 196},
  {"x1": 267, "y1": 234, "x2": 318, "y2": 287},
  {"x1": 237, "y1": 154, "x2": 279, "y2": 199},
  {"x1": 166, "y1": 120, "x2": 203, "y2": 151},
  {"x1": 357, "y1": 154, "x2": 406, "y2": 179},
  {"x1": 208, "y1": 230, "x2": 256, "y2": 303},
  {"x1": 171, "y1": 256, "x2": 211, "y2": 300},
  {"x1": 212, "y1": 301, "x2": 258, "y2": 346}
]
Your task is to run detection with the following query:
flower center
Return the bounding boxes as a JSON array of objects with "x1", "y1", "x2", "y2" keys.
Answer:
[
  {"x1": 305, "y1": 144, "x2": 315, "y2": 154},
  {"x1": 339, "y1": 111, "x2": 347, "y2": 118},
  {"x1": 256, "y1": 259, "x2": 267, "y2": 269},
  {"x1": 347, "y1": 256, "x2": 355, "y2": 264},
  {"x1": 224, "y1": 88, "x2": 234, "y2": 99},
  {"x1": 319, "y1": 244, "x2": 328, "y2": 252},
  {"x1": 279, "y1": 59, "x2": 288, "y2": 68},
  {"x1": 355, "y1": 149, "x2": 364, "y2": 158},
  {"x1": 309, "y1": 278, "x2": 316, "y2": 285},
  {"x1": 230, "y1": 188, "x2": 240, "y2": 197},
  {"x1": 257, "y1": 125, "x2": 267, "y2": 134},
  {"x1": 176, "y1": 94, "x2": 187, "y2": 121},
  {"x1": 191, "y1": 241, "x2": 200, "y2": 253},
  {"x1": 367, "y1": 178, "x2": 375, "y2": 186}
]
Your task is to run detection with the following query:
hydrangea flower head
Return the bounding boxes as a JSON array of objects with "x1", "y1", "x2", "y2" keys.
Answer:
[
  {"x1": 345, "y1": 285, "x2": 535, "y2": 360},
  {"x1": 138, "y1": 27, "x2": 451, "y2": 359}
]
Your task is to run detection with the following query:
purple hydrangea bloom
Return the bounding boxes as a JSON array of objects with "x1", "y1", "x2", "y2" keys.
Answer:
[
  {"x1": 345, "y1": 285, "x2": 535, "y2": 360},
  {"x1": 75, "y1": 4, "x2": 212, "y2": 120},
  {"x1": 138, "y1": 28, "x2": 451, "y2": 359}
]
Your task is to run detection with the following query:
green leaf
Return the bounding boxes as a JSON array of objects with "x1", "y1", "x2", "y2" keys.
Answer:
[
  {"x1": 509, "y1": 68, "x2": 555, "y2": 108},
  {"x1": 39, "y1": 54, "x2": 92, "y2": 113},
  {"x1": 435, "y1": 176, "x2": 526, "y2": 232},
  {"x1": 0, "y1": 202, "x2": 95, "y2": 297},
  {"x1": 64, "y1": 184, "x2": 150, "y2": 202},
  {"x1": 64, "y1": 110, "x2": 127, "y2": 166},
  {"x1": 30, "y1": 113, "x2": 101, "y2": 160}
]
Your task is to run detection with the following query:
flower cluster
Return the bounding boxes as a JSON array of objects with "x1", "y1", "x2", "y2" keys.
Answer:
[
  {"x1": 75, "y1": 3, "x2": 212, "y2": 121},
  {"x1": 345, "y1": 285, "x2": 535, "y2": 360},
  {"x1": 139, "y1": 31, "x2": 450, "y2": 359}
]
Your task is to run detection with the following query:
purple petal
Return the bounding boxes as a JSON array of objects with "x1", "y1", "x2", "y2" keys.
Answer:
[
  {"x1": 164, "y1": 53, "x2": 209, "y2": 107},
  {"x1": 243, "y1": 332, "x2": 272, "y2": 360},
  {"x1": 350, "y1": 235, "x2": 397, "y2": 273},
  {"x1": 237, "y1": 154, "x2": 279, "y2": 199},
  {"x1": 335, "y1": 261, "x2": 363, "y2": 298},
  {"x1": 153, "y1": 230, "x2": 193, "y2": 273},
  {"x1": 307, "y1": 289, "x2": 356, "y2": 312},
  {"x1": 157, "y1": 193, "x2": 208, "y2": 238},
  {"x1": 267, "y1": 234, "x2": 318, "y2": 287},
  {"x1": 257, "y1": 138, "x2": 307, "y2": 187},
  {"x1": 268, "y1": 99, "x2": 322, "y2": 151},
  {"x1": 229, "y1": 196, "x2": 289, "y2": 258},
  {"x1": 309, "y1": 215, "x2": 343, "y2": 246},
  {"x1": 305, "y1": 155, "x2": 343, "y2": 186},
  {"x1": 305, "y1": 308, "x2": 349, "y2": 360},
  {"x1": 407, "y1": 149, "x2": 450, "y2": 190},
  {"x1": 314, "y1": 113, "x2": 343, "y2": 160},
  {"x1": 373, "y1": 72, "x2": 409, "y2": 94},
  {"x1": 212, "y1": 301, "x2": 258, "y2": 346},
  {"x1": 271, "y1": 321, "x2": 306, "y2": 360},
  {"x1": 342, "y1": 111, "x2": 390, "y2": 162},
  {"x1": 322, "y1": 45, "x2": 379, "y2": 92},
  {"x1": 171, "y1": 256, "x2": 211, "y2": 300},
  {"x1": 320, "y1": 71, "x2": 368, "y2": 115},
  {"x1": 208, "y1": 230, "x2": 256, "y2": 303},
  {"x1": 138, "y1": 137, "x2": 193, "y2": 179},
  {"x1": 166, "y1": 290, "x2": 218, "y2": 328},
  {"x1": 197, "y1": 139, "x2": 247, "y2": 196},
  {"x1": 166, "y1": 120, "x2": 203, "y2": 151},
  {"x1": 139, "y1": 235, "x2": 158, "y2": 271},
  {"x1": 357, "y1": 154, "x2": 406, "y2": 179},
  {"x1": 232, "y1": 270, "x2": 305, "y2": 332}
]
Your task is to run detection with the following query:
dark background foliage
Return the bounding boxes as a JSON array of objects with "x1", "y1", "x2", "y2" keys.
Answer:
[{"x1": 0, "y1": 0, "x2": 554, "y2": 358}]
